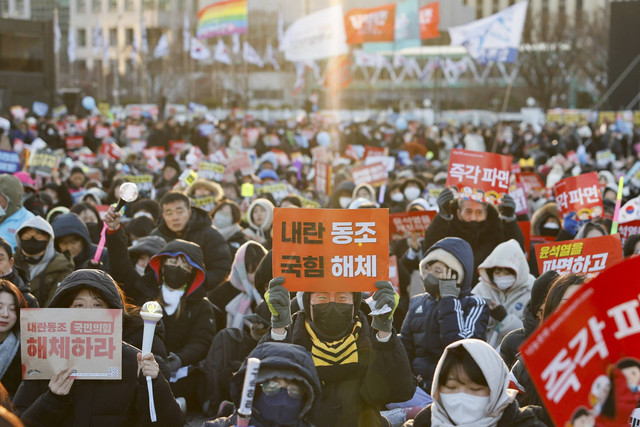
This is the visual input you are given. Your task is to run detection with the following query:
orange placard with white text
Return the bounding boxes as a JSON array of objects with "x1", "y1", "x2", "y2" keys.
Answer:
[
  {"x1": 273, "y1": 208, "x2": 389, "y2": 292},
  {"x1": 344, "y1": 3, "x2": 396, "y2": 44}
]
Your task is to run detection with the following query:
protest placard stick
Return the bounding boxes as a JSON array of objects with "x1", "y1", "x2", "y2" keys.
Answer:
[
  {"x1": 236, "y1": 357, "x2": 261, "y2": 427},
  {"x1": 140, "y1": 301, "x2": 163, "y2": 423},
  {"x1": 611, "y1": 177, "x2": 624, "y2": 235},
  {"x1": 94, "y1": 183, "x2": 139, "y2": 263}
]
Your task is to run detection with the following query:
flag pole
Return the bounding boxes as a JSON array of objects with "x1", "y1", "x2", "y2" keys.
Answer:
[{"x1": 491, "y1": 59, "x2": 518, "y2": 153}]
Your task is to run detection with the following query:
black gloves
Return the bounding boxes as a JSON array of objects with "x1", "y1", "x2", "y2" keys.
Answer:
[
  {"x1": 437, "y1": 188, "x2": 455, "y2": 220},
  {"x1": 499, "y1": 195, "x2": 516, "y2": 221},
  {"x1": 489, "y1": 304, "x2": 508, "y2": 321}
]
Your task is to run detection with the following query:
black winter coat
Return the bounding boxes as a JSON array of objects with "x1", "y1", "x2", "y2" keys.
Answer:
[
  {"x1": 14, "y1": 342, "x2": 183, "y2": 427},
  {"x1": 421, "y1": 205, "x2": 524, "y2": 285},
  {"x1": 152, "y1": 207, "x2": 231, "y2": 292},
  {"x1": 499, "y1": 303, "x2": 538, "y2": 368}
]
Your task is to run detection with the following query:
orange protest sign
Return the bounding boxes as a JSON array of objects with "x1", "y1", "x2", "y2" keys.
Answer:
[
  {"x1": 21, "y1": 308, "x2": 122, "y2": 380},
  {"x1": 273, "y1": 208, "x2": 389, "y2": 292},
  {"x1": 534, "y1": 234, "x2": 623, "y2": 278},
  {"x1": 419, "y1": 2, "x2": 439, "y2": 40},
  {"x1": 344, "y1": 3, "x2": 396, "y2": 44}
]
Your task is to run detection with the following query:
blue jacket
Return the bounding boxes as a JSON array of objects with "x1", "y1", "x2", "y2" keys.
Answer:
[
  {"x1": 400, "y1": 237, "x2": 490, "y2": 391},
  {"x1": 0, "y1": 207, "x2": 34, "y2": 250}
]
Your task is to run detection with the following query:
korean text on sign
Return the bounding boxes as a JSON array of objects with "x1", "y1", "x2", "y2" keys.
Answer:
[
  {"x1": 534, "y1": 234, "x2": 622, "y2": 278},
  {"x1": 554, "y1": 172, "x2": 603, "y2": 221},
  {"x1": 521, "y1": 256, "x2": 640, "y2": 426},
  {"x1": 446, "y1": 149, "x2": 512, "y2": 204},
  {"x1": 389, "y1": 211, "x2": 436, "y2": 239},
  {"x1": 21, "y1": 308, "x2": 123, "y2": 380},
  {"x1": 273, "y1": 208, "x2": 389, "y2": 292}
]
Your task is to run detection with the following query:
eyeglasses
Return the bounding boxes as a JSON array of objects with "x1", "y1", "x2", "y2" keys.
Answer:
[
  {"x1": 260, "y1": 379, "x2": 304, "y2": 400},
  {"x1": 164, "y1": 257, "x2": 193, "y2": 272}
]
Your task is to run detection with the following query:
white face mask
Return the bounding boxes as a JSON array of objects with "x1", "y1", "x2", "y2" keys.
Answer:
[
  {"x1": 339, "y1": 197, "x2": 352, "y2": 209},
  {"x1": 161, "y1": 284, "x2": 185, "y2": 316},
  {"x1": 214, "y1": 212, "x2": 233, "y2": 229},
  {"x1": 404, "y1": 187, "x2": 421, "y2": 201},
  {"x1": 391, "y1": 192, "x2": 404, "y2": 202},
  {"x1": 494, "y1": 274, "x2": 516, "y2": 290},
  {"x1": 440, "y1": 393, "x2": 489, "y2": 425}
]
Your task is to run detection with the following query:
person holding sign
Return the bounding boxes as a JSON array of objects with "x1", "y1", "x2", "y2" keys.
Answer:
[
  {"x1": 264, "y1": 277, "x2": 415, "y2": 426},
  {"x1": 13, "y1": 269, "x2": 183, "y2": 426},
  {"x1": 401, "y1": 237, "x2": 490, "y2": 392}
]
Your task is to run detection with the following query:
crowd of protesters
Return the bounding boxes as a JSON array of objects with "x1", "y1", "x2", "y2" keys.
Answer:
[{"x1": 0, "y1": 105, "x2": 638, "y2": 426}]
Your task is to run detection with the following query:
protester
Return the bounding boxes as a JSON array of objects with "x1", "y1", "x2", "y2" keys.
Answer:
[
  {"x1": 210, "y1": 199, "x2": 247, "y2": 257},
  {"x1": 243, "y1": 198, "x2": 274, "y2": 249},
  {"x1": 0, "y1": 175, "x2": 34, "y2": 250},
  {"x1": 0, "y1": 239, "x2": 36, "y2": 308},
  {"x1": 13, "y1": 269, "x2": 184, "y2": 426},
  {"x1": 0, "y1": 280, "x2": 27, "y2": 397},
  {"x1": 51, "y1": 213, "x2": 109, "y2": 271}
]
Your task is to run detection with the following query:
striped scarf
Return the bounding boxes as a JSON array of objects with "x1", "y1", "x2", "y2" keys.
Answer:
[{"x1": 305, "y1": 319, "x2": 361, "y2": 367}]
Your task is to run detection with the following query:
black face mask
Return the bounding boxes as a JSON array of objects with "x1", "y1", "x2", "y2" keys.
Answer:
[
  {"x1": 162, "y1": 265, "x2": 193, "y2": 290},
  {"x1": 21, "y1": 237, "x2": 48, "y2": 256},
  {"x1": 460, "y1": 220, "x2": 483, "y2": 235},
  {"x1": 423, "y1": 273, "x2": 440, "y2": 297},
  {"x1": 312, "y1": 302, "x2": 353, "y2": 337}
]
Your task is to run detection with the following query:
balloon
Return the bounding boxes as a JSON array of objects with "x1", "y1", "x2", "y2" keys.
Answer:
[
  {"x1": 82, "y1": 96, "x2": 96, "y2": 111},
  {"x1": 395, "y1": 117, "x2": 408, "y2": 131},
  {"x1": 316, "y1": 131, "x2": 331, "y2": 147}
]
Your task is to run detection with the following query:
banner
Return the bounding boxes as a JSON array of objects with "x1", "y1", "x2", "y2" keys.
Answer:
[
  {"x1": 448, "y1": 1, "x2": 528, "y2": 63},
  {"x1": 351, "y1": 162, "x2": 388, "y2": 187},
  {"x1": 618, "y1": 219, "x2": 640, "y2": 245},
  {"x1": 554, "y1": 172, "x2": 603, "y2": 222},
  {"x1": 196, "y1": 0, "x2": 247, "y2": 40},
  {"x1": 28, "y1": 151, "x2": 60, "y2": 177},
  {"x1": 281, "y1": 5, "x2": 349, "y2": 62},
  {"x1": 314, "y1": 161, "x2": 332, "y2": 195},
  {"x1": 521, "y1": 256, "x2": 640, "y2": 427},
  {"x1": 534, "y1": 234, "x2": 623, "y2": 278},
  {"x1": 419, "y1": 2, "x2": 439, "y2": 40},
  {"x1": 515, "y1": 172, "x2": 545, "y2": 197},
  {"x1": 389, "y1": 211, "x2": 436, "y2": 240},
  {"x1": 198, "y1": 161, "x2": 225, "y2": 182},
  {"x1": 344, "y1": 3, "x2": 396, "y2": 44},
  {"x1": 21, "y1": 308, "x2": 122, "y2": 380},
  {"x1": 0, "y1": 150, "x2": 21, "y2": 174},
  {"x1": 192, "y1": 195, "x2": 216, "y2": 213},
  {"x1": 256, "y1": 183, "x2": 291, "y2": 204},
  {"x1": 273, "y1": 208, "x2": 389, "y2": 292},
  {"x1": 121, "y1": 174, "x2": 153, "y2": 194},
  {"x1": 446, "y1": 149, "x2": 511, "y2": 204},
  {"x1": 65, "y1": 135, "x2": 84, "y2": 150}
]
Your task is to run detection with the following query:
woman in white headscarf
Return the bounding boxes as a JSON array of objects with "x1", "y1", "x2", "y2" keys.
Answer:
[
  {"x1": 243, "y1": 198, "x2": 274, "y2": 250},
  {"x1": 405, "y1": 339, "x2": 545, "y2": 426}
]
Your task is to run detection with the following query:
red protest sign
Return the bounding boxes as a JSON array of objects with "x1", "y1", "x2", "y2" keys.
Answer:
[
  {"x1": 518, "y1": 221, "x2": 531, "y2": 260},
  {"x1": 169, "y1": 140, "x2": 186, "y2": 156},
  {"x1": 389, "y1": 211, "x2": 436, "y2": 240},
  {"x1": 143, "y1": 147, "x2": 166, "y2": 160},
  {"x1": 94, "y1": 125, "x2": 111, "y2": 139},
  {"x1": 554, "y1": 172, "x2": 603, "y2": 221},
  {"x1": 344, "y1": 144, "x2": 361, "y2": 160},
  {"x1": 364, "y1": 145, "x2": 385, "y2": 159},
  {"x1": 419, "y1": 2, "x2": 439, "y2": 40},
  {"x1": 21, "y1": 308, "x2": 122, "y2": 380},
  {"x1": 65, "y1": 135, "x2": 84, "y2": 150},
  {"x1": 516, "y1": 172, "x2": 545, "y2": 197},
  {"x1": 314, "y1": 161, "x2": 332, "y2": 195},
  {"x1": 273, "y1": 208, "x2": 389, "y2": 292},
  {"x1": 351, "y1": 162, "x2": 388, "y2": 187},
  {"x1": 534, "y1": 234, "x2": 622, "y2": 278},
  {"x1": 344, "y1": 3, "x2": 396, "y2": 44},
  {"x1": 520, "y1": 256, "x2": 640, "y2": 427},
  {"x1": 446, "y1": 149, "x2": 511, "y2": 204},
  {"x1": 125, "y1": 124, "x2": 144, "y2": 139},
  {"x1": 509, "y1": 184, "x2": 528, "y2": 215},
  {"x1": 618, "y1": 220, "x2": 640, "y2": 245}
]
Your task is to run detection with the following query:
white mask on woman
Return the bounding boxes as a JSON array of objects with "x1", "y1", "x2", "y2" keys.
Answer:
[
  {"x1": 404, "y1": 187, "x2": 421, "y2": 201},
  {"x1": 494, "y1": 275, "x2": 516, "y2": 290},
  {"x1": 440, "y1": 393, "x2": 489, "y2": 425},
  {"x1": 391, "y1": 192, "x2": 404, "y2": 202}
]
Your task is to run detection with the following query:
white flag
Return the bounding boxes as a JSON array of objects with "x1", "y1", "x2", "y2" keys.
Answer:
[
  {"x1": 214, "y1": 39, "x2": 231, "y2": 64},
  {"x1": 92, "y1": 24, "x2": 103, "y2": 56},
  {"x1": 141, "y1": 16, "x2": 148, "y2": 54},
  {"x1": 183, "y1": 13, "x2": 190, "y2": 52},
  {"x1": 130, "y1": 37, "x2": 138, "y2": 63},
  {"x1": 54, "y1": 17, "x2": 61, "y2": 53},
  {"x1": 242, "y1": 41, "x2": 264, "y2": 67},
  {"x1": 277, "y1": 11, "x2": 284, "y2": 50},
  {"x1": 265, "y1": 43, "x2": 280, "y2": 71},
  {"x1": 153, "y1": 34, "x2": 170, "y2": 58},
  {"x1": 449, "y1": 1, "x2": 528, "y2": 64},
  {"x1": 190, "y1": 37, "x2": 211, "y2": 61},
  {"x1": 67, "y1": 28, "x2": 76, "y2": 63}
]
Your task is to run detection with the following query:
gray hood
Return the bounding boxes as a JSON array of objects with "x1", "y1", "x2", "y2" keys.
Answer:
[{"x1": 15, "y1": 216, "x2": 57, "y2": 280}]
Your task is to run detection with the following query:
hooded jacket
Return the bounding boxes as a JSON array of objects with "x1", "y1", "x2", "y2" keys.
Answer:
[
  {"x1": 148, "y1": 239, "x2": 216, "y2": 367},
  {"x1": 52, "y1": 213, "x2": 109, "y2": 271},
  {"x1": 400, "y1": 238, "x2": 490, "y2": 391},
  {"x1": 407, "y1": 339, "x2": 545, "y2": 427},
  {"x1": 14, "y1": 216, "x2": 74, "y2": 307},
  {"x1": 245, "y1": 199, "x2": 274, "y2": 250},
  {"x1": 13, "y1": 269, "x2": 183, "y2": 427},
  {"x1": 472, "y1": 240, "x2": 535, "y2": 348},
  {"x1": 152, "y1": 206, "x2": 231, "y2": 291},
  {"x1": 329, "y1": 180, "x2": 356, "y2": 208},
  {"x1": 205, "y1": 342, "x2": 322, "y2": 427},
  {"x1": 0, "y1": 174, "x2": 34, "y2": 250},
  {"x1": 422, "y1": 203, "x2": 524, "y2": 286}
]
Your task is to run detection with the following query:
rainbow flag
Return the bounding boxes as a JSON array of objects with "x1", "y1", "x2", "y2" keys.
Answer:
[{"x1": 196, "y1": 0, "x2": 248, "y2": 40}]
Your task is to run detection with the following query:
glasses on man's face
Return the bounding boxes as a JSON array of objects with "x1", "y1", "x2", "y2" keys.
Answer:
[
  {"x1": 260, "y1": 379, "x2": 304, "y2": 400},
  {"x1": 164, "y1": 257, "x2": 193, "y2": 272}
]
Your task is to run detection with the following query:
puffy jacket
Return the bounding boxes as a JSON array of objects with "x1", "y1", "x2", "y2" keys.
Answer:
[
  {"x1": 0, "y1": 174, "x2": 34, "y2": 250},
  {"x1": 152, "y1": 207, "x2": 231, "y2": 292},
  {"x1": 472, "y1": 239, "x2": 535, "y2": 348},
  {"x1": 499, "y1": 304, "x2": 538, "y2": 368},
  {"x1": 400, "y1": 238, "x2": 490, "y2": 391},
  {"x1": 52, "y1": 213, "x2": 109, "y2": 271},
  {"x1": 422, "y1": 203, "x2": 524, "y2": 285}
]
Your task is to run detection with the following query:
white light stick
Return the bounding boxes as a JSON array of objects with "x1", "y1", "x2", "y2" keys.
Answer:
[
  {"x1": 140, "y1": 301, "x2": 163, "y2": 423},
  {"x1": 93, "y1": 182, "x2": 139, "y2": 263},
  {"x1": 236, "y1": 357, "x2": 262, "y2": 427}
]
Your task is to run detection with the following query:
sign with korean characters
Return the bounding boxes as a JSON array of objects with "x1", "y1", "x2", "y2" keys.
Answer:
[
  {"x1": 273, "y1": 208, "x2": 389, "y2": 292},
  {"x1": 351, "y1": 162, "x2": 388, "y2": 186},
  {"x1": 618, "y1": 220, "x2": 640, "y2": 245},
  {"x1": 389, "y1": 211, "x2": 436, "y2": 240},
  {"x1": 515, "y1": 172, "x2": 545, "y2": 197},
  {"x1": 314, "y1": 161, "x2": 332, "y2": 195},
  {"x1": 534, "y1": 234, "x2": 622, "y2": 278},
  {"x1": 21, "y1": 308, "x2": 122, "y2": 380},
  {"x1": 223, "y1": 150, "x2": 255, "y2": 182},
  {"x1": 521, "y1": 256, "x2": 640, "y2": 427},
  {"x1": 0, "y1": 150, "x2": 21, "y2": 174},
  {"x1": 121, "y1": 174, "x2": 153, "y2": 194},
  {"x1": 28, "y1": 151, "x2": 60, "y2": 177},
  {"x1": 198, "y1": 161, "x2": 225, "y2": 182},
  {"x1": 125, "y1": 124, "x2": 145, "y2": 139},
  {"x1": 192, "y1": 195, "x2": 215, "y2": 213},
  {"x1": 65, "y1": 135, "x2": 84, "y2": 150},
  {"x1": 554, "y1": 172, "x2": 603, "y2": 221},
  {"x1": 446, "y1": 149, "x2": 511, "y2": 204}
]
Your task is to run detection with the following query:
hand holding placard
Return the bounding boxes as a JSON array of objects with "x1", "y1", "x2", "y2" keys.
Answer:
[{"x1": 264, "y1": 277, "x2": 291, "y2": 329}]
